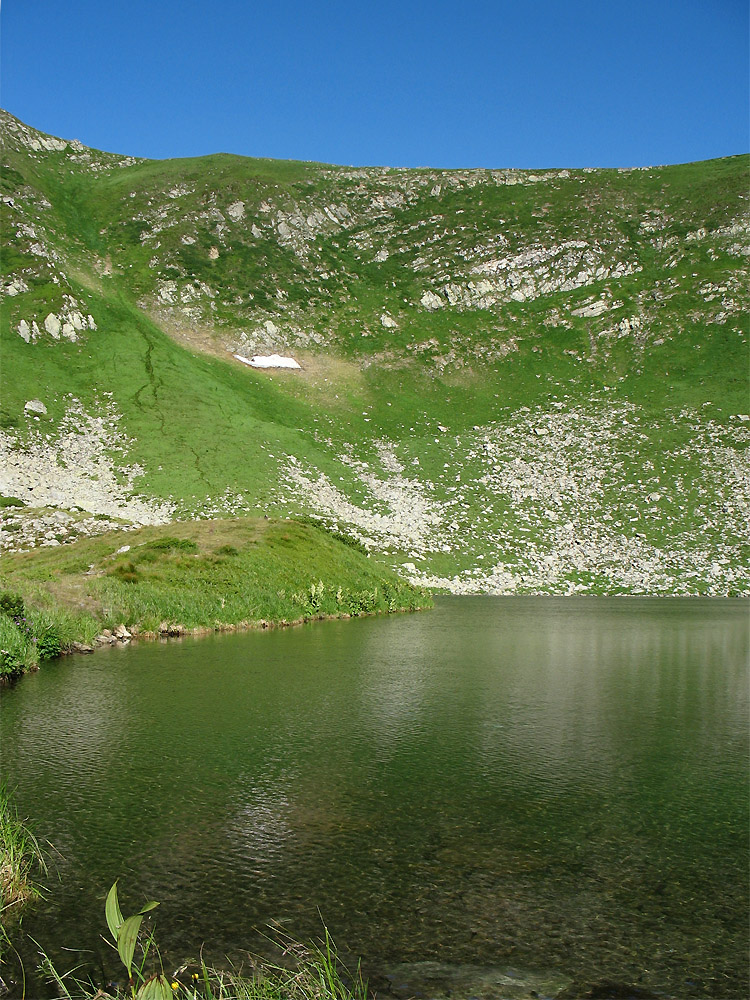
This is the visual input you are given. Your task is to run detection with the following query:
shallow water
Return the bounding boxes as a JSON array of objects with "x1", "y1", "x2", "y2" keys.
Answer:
[{"x1": 1, "y1": 597, "x2": 748, "y2": 998}]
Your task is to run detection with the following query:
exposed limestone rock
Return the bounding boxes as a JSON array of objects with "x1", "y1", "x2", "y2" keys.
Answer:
[
  {"x1": 572, "y1": 298, "x2": 609, "y2": 318},
  {"x1": 3, "y1": 277, "x2": 29, "y2": 297},
  {"x1": 420, "y1": 290, "x2": 444, "y2": 311},
  {"x1": 616, "y1": 315, "x2": 643, "y2": 338},
  {"x1": 226, "y1": 200, "x2": 245, "y2": 221},
  {"x1": 380, "y1": 313, "x2": 398, "y2": 329},
  {"x1": 32, "y1": 136, "x2": 67, "y2": 152},
  {"x1": 24, "y1": 399, "x2": 47, "y2": 415},
  {"x1": 44, "y1": 312, "x2": 61, "y2": 338},
  {"x1": 0, "y1": 395, "x2": 175, "y2": 532},
  {"x1": 279, "y1": 398, "x2": 750, "y2": 597},
  {"x1": 158, "y1": 280, "x2": 177, "y2": 304}
]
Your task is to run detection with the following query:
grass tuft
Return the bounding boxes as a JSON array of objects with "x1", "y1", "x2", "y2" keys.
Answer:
[{"x1": 0, "y1": 784, "x2": 46, "y2": 918}]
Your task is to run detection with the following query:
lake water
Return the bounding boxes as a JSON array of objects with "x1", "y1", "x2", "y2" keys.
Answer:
[{"x1": 1, "y1": 597, "x2": 748, "y2": 999}]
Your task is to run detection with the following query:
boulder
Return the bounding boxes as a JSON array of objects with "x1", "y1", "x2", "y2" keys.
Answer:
[
  {"x1": 420, "y1": 290, "x2": 443, "y2": 311},
  {"x1": 44, "y1": 312, "x2": 61, "y2": 338},
  {"x1": 226, "y1": 200, "x2": 245, "y2": 221}
]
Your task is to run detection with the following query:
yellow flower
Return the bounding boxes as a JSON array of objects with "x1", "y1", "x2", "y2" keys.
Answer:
[{"x1": 171, "y1": 983, "x2": 179, "y2": 992}]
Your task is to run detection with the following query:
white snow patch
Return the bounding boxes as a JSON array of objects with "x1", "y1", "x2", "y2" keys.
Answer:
[{"x1": 234, "y1": 353, "x2": 301, "y2": 369}]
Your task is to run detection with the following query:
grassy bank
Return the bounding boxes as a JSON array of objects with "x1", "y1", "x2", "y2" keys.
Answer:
[{"x1": 0, "y1": 517, "x2": 432, "y2": 679}]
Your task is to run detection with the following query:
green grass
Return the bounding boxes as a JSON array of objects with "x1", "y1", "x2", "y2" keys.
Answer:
[{"x1": 0, "y1": 784, "x2": 46, "y2": 918}]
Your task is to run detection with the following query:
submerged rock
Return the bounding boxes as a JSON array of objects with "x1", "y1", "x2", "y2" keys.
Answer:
[
  {"x1": 383, "y1": 961, "x2": 571, "y2": 1000},
  {"x1": 556, "y1": 982, "x2": 664, "y2": 999}
]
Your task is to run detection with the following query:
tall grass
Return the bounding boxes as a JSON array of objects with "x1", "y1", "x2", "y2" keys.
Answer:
[
  {"x1": 0, "y1": 784, "x2": 46, "y2": 918},
  {"x1": 0, "y1": 594, "x2": 100, "y2": 680}
]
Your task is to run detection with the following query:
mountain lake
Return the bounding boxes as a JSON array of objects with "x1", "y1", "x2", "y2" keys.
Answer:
[{"x1": 1, "y1": 597, "x2": 747, "y2": 999}]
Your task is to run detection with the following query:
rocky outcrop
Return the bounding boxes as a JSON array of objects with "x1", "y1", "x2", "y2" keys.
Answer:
[
  {"x1": 279, "y1": 397, "x2": 750, "y2": 596},
  {"x1": 0, "y1": 396, "x2": 174, "y2": 553}
]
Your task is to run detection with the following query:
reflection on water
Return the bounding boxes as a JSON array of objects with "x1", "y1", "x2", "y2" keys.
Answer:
[{"x1": 1, "y1": 598, "x2": 747, "y2": 998}]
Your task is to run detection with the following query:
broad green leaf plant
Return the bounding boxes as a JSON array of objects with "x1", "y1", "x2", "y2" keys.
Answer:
[{"x1": 105, "y1": 882, "x2": 171, "y2": 1000}]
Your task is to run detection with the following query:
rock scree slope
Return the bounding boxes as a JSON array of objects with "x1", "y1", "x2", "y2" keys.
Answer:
[{"x1": 1, "y1": 109, "x2": 748, "y2": 595}]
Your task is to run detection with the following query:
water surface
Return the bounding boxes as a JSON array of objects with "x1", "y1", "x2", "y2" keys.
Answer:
[{"x1": 1, "y1": 598, "x2": 748, "y2": 997}]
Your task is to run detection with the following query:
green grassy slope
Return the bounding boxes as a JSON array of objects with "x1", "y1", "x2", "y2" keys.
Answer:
[{"x1": 1, "y1": 110, "x2": 748, "y2": 595}]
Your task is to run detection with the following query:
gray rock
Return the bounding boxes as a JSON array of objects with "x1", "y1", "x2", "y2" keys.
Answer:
[
  {"x1": 420, "y1": 290, "x2": 443, "y2": 311},
  {"x1": 5, "y1": 277, "x2": 28, "y2": 296},
  {"x1": 24, "y1": 399, "x2": 47, "y2": 415},
  {"x1": 384, "y1": 961, "x2": 571, "y2": 1000},
  {"x1": 44, "y1": 312, "x2": 61, "y2": 338},
  {"x1": 226, "y1": 200, "x2": 245, "y2": 221},
  {"x1": 71, "y1": 641, "x2": 94, "y2": 654}
]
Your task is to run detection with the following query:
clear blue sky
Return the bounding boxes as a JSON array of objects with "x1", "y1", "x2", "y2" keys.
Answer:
[{"x1": 1, "y1": 0, "x2": 748, "y2": 168}]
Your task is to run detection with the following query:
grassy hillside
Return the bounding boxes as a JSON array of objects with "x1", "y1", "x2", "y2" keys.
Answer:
[{"x1": 1, "y1": 109, "x2": 748, "y2": 596}]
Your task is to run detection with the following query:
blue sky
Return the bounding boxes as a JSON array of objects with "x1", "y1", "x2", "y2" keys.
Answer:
[{"x1": 1, "y1": 0, "x2": 748, "y2": 168}]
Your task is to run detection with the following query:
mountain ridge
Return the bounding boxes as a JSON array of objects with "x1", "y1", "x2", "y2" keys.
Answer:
[{"x1": 1, "y1": 109, "x2": 748, "y2": 595}]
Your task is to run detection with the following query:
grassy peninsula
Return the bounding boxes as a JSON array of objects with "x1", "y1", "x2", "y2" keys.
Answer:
[{"x1": 0, "y1": 517, "x2": 431, "y2": 679}]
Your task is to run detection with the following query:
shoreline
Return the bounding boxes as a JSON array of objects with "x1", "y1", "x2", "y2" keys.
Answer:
[{"x1": 1, "y1": 603, "x2": 429, "y2": 684}]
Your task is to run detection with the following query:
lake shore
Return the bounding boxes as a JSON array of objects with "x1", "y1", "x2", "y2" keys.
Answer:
[{"x1": 0, "y1": 516, "x2": 432, "y2": 681}]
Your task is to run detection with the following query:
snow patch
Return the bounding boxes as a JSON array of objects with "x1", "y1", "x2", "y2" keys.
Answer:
[{"x1": 234, "y1": 353, "x2": 301, "y2": 369}]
